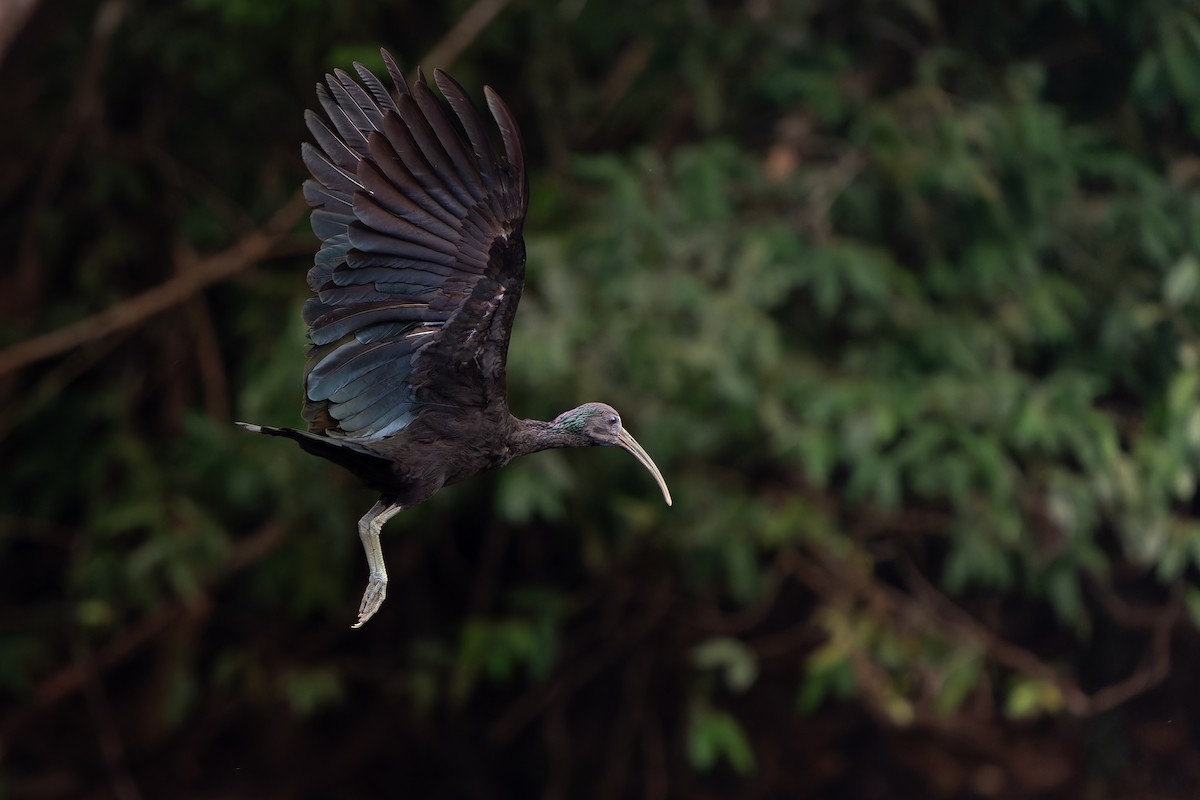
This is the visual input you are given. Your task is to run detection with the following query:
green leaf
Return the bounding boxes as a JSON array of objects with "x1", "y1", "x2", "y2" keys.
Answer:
[
  {"x1": 1045, "y1": 566, "x2": 1084, "y2": 627},
  {"x1": 687, "y1": 706, "x2": 757, "y2": 774},
  {"x1": 692, "y1": 637, "x2": 760, "y2": 694},
  {"x1": 1164, "y1": 255, "x2": 1200, "y2": 308},
  {"x1": 1185, "y1": 587, "x2": 1200, "y2": 631},
  {"x1": 935, "y1": 656, "x2": 982, "y2": 717},
  {"x1": 1004, "y1": 678, "x2": 1063, "y2": 719}
]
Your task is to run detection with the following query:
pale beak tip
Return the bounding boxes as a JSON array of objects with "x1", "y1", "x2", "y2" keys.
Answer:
[{"x1": 617, "y1": 427, "x2": 673, "y2": 509}]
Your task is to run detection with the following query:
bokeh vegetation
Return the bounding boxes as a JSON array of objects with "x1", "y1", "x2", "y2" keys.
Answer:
[{"x1": 3, "y1": 0, "x2": 1200, "y2": 797}]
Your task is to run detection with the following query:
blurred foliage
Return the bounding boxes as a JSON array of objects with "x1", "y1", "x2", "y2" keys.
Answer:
[{"x1": 3, "y1": 0, "x2": 1200, "y2": 797}]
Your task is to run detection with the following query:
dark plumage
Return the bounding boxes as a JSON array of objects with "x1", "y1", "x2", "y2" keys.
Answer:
[{"x1": 239, "y1": 50, "x2": 671, "y2": 627}]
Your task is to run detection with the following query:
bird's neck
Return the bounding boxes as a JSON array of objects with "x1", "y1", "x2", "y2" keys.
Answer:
[{"x1": 507, "y1": 417, "x2": 590, "y2": 459}]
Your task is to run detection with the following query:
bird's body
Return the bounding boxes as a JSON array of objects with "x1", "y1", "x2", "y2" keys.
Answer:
[
  {"x1": 248, "y1": 405, "x2": 595, "y2": 505},
  {"x1": 239, "y1": 51, "x2": 670, "y2": 626}
]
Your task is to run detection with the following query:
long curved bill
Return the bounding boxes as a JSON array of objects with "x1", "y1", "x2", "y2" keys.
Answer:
[{"x1": 617, "y1": 428, "x2": 673, "y2": 506}]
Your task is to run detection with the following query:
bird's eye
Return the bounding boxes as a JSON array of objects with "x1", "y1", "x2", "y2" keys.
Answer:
[{"x1": 608, "y1": 415, "x2": 619, "y2": 426}]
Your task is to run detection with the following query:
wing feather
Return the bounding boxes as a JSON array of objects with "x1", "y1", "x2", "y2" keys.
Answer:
[
  {"x1": 316, "y1": 84, "x2": 370, "y2": 156},
  {"x1": 346, "y1": 225, "x2": 459, "y2": 263},
  {"x1": 301, "y1": 143, "x2": 361, "y2": 196},
  {"x1": 307, "y1": 301, "x2": 441, "y2": 345},
  {"x1": 357, "y1": 158, "x2": 460, "y2": 241},
  {"x1": 412, "y1": 79, "x2": 488, "y2": 204},
  {"x1": 300, "y1": 51, "x2": 528, "y2": 440},
  {"x1": 380, "y1": 49, "x2": 411, "y2": 97},
  {"x1": 351, "y1": 190, "x2": 459, "y2": 254},
  {"x1": 434, "y1": 70, "x2": 501, "y2": 194},
  {"x1": 353, "y1": 62, "x2": 400, "y2": 114},
  {"x1": 332, "y1": 68, "x2": 387, "y2": 129},
  {"x1": 394, "y1": 93, "x2": 478, "y2": 211},
  {"x1": 381, "y1": 111, "x2": 470, "y2": 217},
  {"x1": 485, "y1": 87, "x2": 528, "y2": 219},
  {"x1": 305, "y1": 111, "x2": 359, "y2": 174},
  {"x1": 366, "y1": 136, "x2": 462, "y2": 230},
  {"x1": 311, "y1": 209, "x2": 353, "y2": 239}
]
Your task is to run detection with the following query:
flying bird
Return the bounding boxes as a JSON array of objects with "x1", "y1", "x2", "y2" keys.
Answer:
[{"x1": 238, "y1": 50, "x2": 671, "y2": 627}]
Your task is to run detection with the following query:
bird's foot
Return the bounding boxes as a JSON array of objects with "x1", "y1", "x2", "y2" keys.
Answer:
[{"x1": 352, "y1": 573, "x2": 387, "y2": 628}]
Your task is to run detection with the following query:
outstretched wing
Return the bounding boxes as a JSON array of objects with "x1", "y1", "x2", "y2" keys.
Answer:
[{"x1": 300, "y1": 51, "x2": 529, "y2": 440}]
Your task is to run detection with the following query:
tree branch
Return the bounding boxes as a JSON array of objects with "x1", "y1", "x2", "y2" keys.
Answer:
[
  {"x1": 420, "y1": 0, "x2": 512, "y2": 69},
  {"x1": 0, "y1": 0, "x2": 41, "y2": 69},
  {"x1": 0, "y1": 192, "x2": 307, "y2": 377}
]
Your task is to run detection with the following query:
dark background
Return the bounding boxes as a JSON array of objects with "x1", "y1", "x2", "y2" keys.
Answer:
[{"x1": 3, "y1": 0, "x2": 1200, "y2": 797}]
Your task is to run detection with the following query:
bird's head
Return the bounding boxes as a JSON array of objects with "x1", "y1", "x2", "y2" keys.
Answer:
[{"x1": 553, "y1": 403, "x2": 672, "y2": 506}]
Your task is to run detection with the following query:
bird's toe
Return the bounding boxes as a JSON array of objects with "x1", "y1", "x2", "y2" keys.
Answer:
[{"x1": 351, "y1": 574, "x2": 388, "y2": 628}]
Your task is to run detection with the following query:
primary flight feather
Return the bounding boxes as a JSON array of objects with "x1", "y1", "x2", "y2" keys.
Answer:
[{"x1": 239, "y1": 50, "x2": 671, "y2": 627}]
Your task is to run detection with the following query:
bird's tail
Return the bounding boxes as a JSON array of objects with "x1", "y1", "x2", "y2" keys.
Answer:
[{"x1": 236, "y1": 422, "x2": 395, "y2": 491}]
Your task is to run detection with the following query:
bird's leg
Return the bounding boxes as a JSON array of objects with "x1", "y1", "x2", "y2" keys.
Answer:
[{"x1": 352, "y1": 500, "x2": 404, "y2": 628}]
